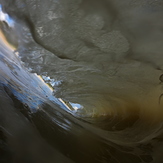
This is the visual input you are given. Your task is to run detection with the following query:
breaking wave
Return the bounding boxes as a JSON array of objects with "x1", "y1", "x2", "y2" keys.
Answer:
[{"x1": 1, "y1": 1, "x2": 163, "y2": 162}]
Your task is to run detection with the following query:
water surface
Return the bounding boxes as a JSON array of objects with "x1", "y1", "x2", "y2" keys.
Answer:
[{"x1": 1, "y1": 1, "x2": 163, "y2": 163}]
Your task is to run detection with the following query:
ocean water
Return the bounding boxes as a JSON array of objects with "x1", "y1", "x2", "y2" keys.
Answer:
[{"x1": 1, "y1": 0, "x2": 163, "y2": 162}]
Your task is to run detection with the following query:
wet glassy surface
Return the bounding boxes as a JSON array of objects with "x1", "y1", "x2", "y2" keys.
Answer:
[{"x1": 0, "y1": 0, "x2": 163, "y2": 162}]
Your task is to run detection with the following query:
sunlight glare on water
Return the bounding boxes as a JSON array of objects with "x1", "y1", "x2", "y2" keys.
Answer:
[{"x1": 0, "y1": 5, "x2": 14, "y2": 27}]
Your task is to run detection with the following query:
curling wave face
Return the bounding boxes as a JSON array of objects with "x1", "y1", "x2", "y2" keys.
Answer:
[{"x1": 1, "y1": 0, "x2": 163, "y2": 163}]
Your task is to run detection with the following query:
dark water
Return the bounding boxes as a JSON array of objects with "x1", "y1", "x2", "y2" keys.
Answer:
[{"x1": 1, "y1": 0, "x2": 163, "y2": 162}]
